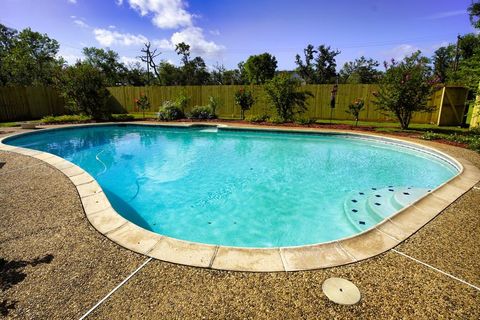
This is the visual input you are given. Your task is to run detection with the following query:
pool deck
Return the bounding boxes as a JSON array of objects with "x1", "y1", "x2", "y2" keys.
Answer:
[{"x1": 1, "y1": 122, "x2": 479, "y2": 319}]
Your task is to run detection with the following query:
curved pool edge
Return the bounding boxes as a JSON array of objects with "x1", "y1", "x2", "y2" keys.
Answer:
[{"x1": 1, "y1": 122, "x2": 479, "y2": 272}]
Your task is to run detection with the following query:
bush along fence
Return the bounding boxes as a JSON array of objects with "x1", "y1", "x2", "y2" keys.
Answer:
[{"x1": 0, "y1": 84, "x2": 469, "y2": 125}]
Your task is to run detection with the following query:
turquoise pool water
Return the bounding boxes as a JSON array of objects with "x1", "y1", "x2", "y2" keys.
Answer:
[{"x1": 5, "y1": 125, "x2": 458, "y2": 247}]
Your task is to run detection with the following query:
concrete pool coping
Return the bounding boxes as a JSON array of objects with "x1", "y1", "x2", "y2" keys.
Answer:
[{"x1": 1, "y1": 122, "x2": 479, "y2": 272}]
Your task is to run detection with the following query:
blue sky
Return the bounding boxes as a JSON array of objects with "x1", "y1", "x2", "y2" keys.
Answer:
[{"x1": 1, "y1": 0, "x2": 475, "y2": 70}]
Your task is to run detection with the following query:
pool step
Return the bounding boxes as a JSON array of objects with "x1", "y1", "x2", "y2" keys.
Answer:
[
  {"x1": 344, "y1": 186, "x2": 430, "y2": 232},
  {"x1": 198, "y1": 127, "x2": 218, "y2": 133},
  {"x1": 391, "y1": 187, "x2": 431, "y2": 208}
]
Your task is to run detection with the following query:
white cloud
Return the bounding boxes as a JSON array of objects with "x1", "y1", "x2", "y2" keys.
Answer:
[
  {"x1": 58, "y1": 48, "x2": 82, "y2": 65},
  {"x1": 120, "y1": 56, "x2": 141, "y2": 65},
  {"x1": 430, "y1": 41, "x2": 449, "y2": 51},
  {"x1": 73, "y1": 19, "x2": 89, "y2": 28},
  {"x1": 112, "y1": 0, "x2": 225, "y2": 58},
  {"x1": 93, "y1": 28, "x2": 148, "y2": 46},
  {"x1": 425, "y1": 10, "x2": 466, "y2": 20},
  {"x1": 61, "y1": 54, "x2": 81, "y2": 64},
  {"x1": 127, "y1": 0, "x2": 192, "y2": 29},
  {"x1": 209, "y1": 29, "x2": 220, "y2": 36},
  {"x1": 153, "y1": 26, "x2": 224, "y2": 57},
  {"x1": 116, "y1": 0, "x2": 124, "y2": 5},
  {"x1": 383, "y1": 44, "x2": 420, "y2": 61},
  {"x1": 67, "y1": 0, "x2": 77, "y2": 4},
  {"x1": 152, "y1": 38, "x2": 174, "y2": 50},
  {"x1": 108, "y1": 25, "x2": 116, "y2": 29}
]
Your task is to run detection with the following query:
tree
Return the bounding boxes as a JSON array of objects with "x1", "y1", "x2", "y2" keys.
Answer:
[
  {"x1": 374, "y1": 52, "x2": 438, "y2": 130},
  {"x1": 82, "y1": 47, "x2": 127, "y2": 86},
  {"x1": 295, "y1": 44, "x2": 317, "y2": 84},
  {"x1": 316, "y1": 45, "x2": 340, "y2": 83},
  {"x1": 211, "y1": 63, "x2": 244, "y2": 85},
  {"x1": 432, "y1": 46, "x2": 455, "y2": 83},
  {"x1": 57, "y1": 62, "x2": 111, "y2": 120},
  {"x1": 295, "y1": 44, "x2": 340, "y2": 84},
  {"x1": 458, "y1": 33, "x2": 480, "y2": 59},
  {"x1": 0, "y1": 24, "x2": 17, "y2": 85},
  {"x1": 264, "y1": 73, "x2": 313, "y2": 122},
  {"x1": 234, "y1": 88, "x2": 255, "y2": 119},
  {"x1": 0, "y1": 25, "x2": 63, "y2": 86},
  {"x1": 243, "y1": 53, "x2": 277, "y2": 84},
  {"x1": 135, "y1": 94, "x2": 150, "y2": 119},
  {"x1": 124, "y1": 62, "x2": 149, "y2": 86},
  {"x1": 173, "y1": 42, "x2": 210, "y2": 85},
  {"x1": 157, "y1": 61, "x2": 182, "y2": 85},
  {"x1": 139, "y1": 42, "x2": 162, "y2": 84},
  {"x1": 185, "y1": 56, "x2": 210, "y2": 85},
  {"x1": 468, "y1": 0, "x2": 480, "y2": 29},
  {"x1": 339, "y1": 56, "x2": 382, "y2": 84},
  {"x1": 175, "y1": 42, "x2": 191, "y2": 65},
  {"x1": 450, "y1": 46, "x2": 480, "y2": 93}
]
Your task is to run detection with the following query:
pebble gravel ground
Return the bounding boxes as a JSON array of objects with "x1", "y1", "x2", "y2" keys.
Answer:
[{"x1": 0, "y1": 126, "x2": 479, "y2": 319}]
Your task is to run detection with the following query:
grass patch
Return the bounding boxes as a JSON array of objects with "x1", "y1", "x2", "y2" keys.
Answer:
[
  {"x1": 0, "y1": 121, "x2": 20, "y2": 127},
  {"x1": 421, "y1": 130, "x2": 480, "y2": 152},
  {"x1": 316, "y1": 119, "x2": 469, "y2": 134},
  {"x1": 127, "y1": 112, "x2": 158, "y2": 119},
  {"x1": 111, "y1": 114, "x2": 135, "y2": 121},
  {"x1": 41, "y1": 114, "x2": 93, "y2": 124}
]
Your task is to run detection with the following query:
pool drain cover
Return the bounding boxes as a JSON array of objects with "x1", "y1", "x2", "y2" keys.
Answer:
[{"x1": 322, "y1": 277, "x2": 361, "y2": 305}]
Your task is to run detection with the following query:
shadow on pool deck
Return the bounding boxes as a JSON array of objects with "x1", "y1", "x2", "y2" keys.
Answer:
[
  {"x1": 0, "y1": 128, "x2": 479, "y2": 319},
  {"x1": 1, "y1": 254, "x2": 53, "y2": 316}
]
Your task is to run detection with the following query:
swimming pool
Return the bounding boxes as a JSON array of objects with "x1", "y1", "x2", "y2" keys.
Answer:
[{"x1": 4, "y1": 124, "x2": 459, "y2": 248}]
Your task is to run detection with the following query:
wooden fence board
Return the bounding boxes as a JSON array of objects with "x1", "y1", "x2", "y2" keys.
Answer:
[{"x1": 0, "y1": 84, "x2": 468, "y2": 125}]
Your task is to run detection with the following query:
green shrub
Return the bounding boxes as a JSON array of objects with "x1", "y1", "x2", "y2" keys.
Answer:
[
  {"x1": 346, "y1": 98, "x2": 365, "y2": 126},
  {"x1": 234, "y1": 88, "x2": 255, "y2": 119},
  {"x1": 208, "y1": 96, "x2": 220, "y2": 115},
  {"x1": 295, "y1": 117, "x2": 316, "y2": 125},
  {"x1": 135, "y1": 94, "x2": 150, "y2": 119},
  {"x1": 158, "y1": 101, "x2": 184, "y2": 121},
  {"x1": 246, "y1": 114, "x2": 270, "y2": 123},
  {"x1": 41, "y1": 114, "x2": 92, "y2": 124},
  {"x1": 267, "y1": 115, "x2": 284, "y2": 124},
  {"x1": 421, "y1": 131, "x2": 441, "y2": 140},
  {"x1": 111, "y1": 114, "x2": 135, "y2": 121},
  {"x1": 264, "y1": 73, "x2": 313, "y2": 122},
  {"x1": 189, "y1": 105, "x2": 216, "y2": 120},
  {"x1": 421, "y1": 131, "x2": 480, "y2": 153},
  {"x1": 175, "y1": 91, "x2": 190, "y2": 114},
  {"x1": 57, "y1": 62, "x2": 111, "y2": 120}
]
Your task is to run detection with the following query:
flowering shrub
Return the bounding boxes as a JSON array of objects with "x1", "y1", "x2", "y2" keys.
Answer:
[
  {"x1": 374, "y1": 51, "x2": 439, "y2": 129},
  {"x1": 234, "y1": 88, "x2": 255, "y2": 119},
  {"x1": 158, "y1": 100, "x2": 184, "y2": 121},
  {"x1": 346, "y1": 98, "x2": 365, "y2": 126}
]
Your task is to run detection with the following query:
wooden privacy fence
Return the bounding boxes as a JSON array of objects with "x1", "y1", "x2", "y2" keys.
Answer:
[
  {"x1": 0, "y1": 86, "x2": 66, "y2": 121},
  {"x1": 0, "y1": 84, "x2": 468, "y2": 125},
  {"x1": 107, "y1": 84, "x2": 466, "y2": 125}
]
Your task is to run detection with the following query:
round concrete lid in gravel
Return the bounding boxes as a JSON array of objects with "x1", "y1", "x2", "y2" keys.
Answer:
[{"x1": 322, "y1": 277, "x2": 361, "y2": 305}]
